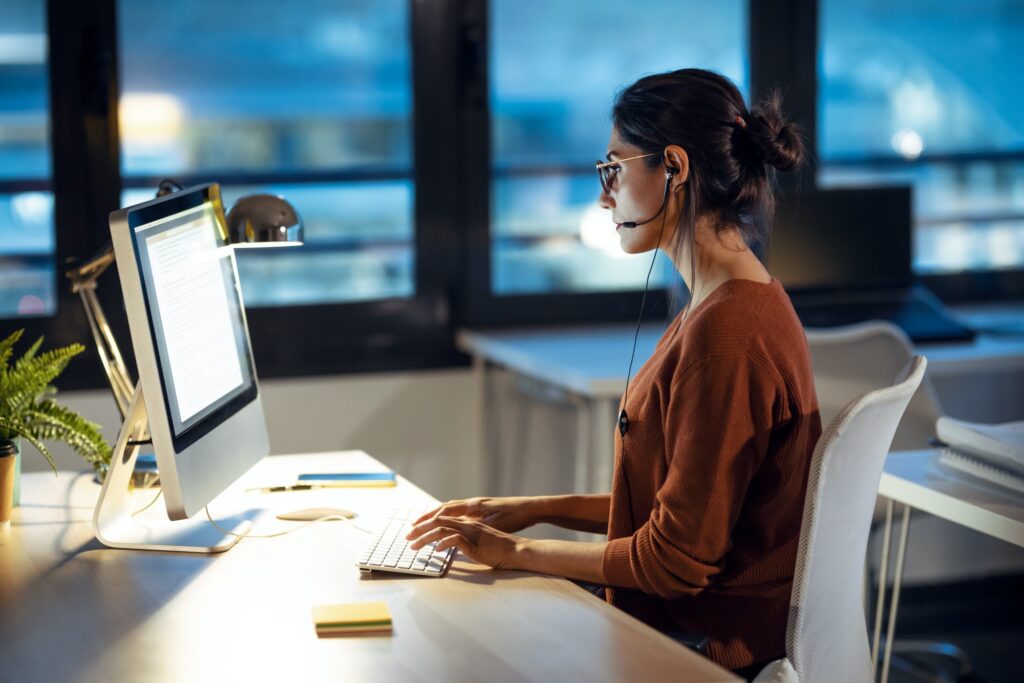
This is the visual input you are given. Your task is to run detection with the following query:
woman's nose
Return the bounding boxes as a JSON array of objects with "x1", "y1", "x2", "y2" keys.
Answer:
[{"x1": 597, "y1": 191, "x2": 615, "y2": 210}]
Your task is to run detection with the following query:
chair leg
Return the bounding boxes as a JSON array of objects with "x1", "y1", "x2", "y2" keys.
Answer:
[
  {"x1": 873, "y1": 498, "x2": 895, "y2": 666},
  {"x1": 881, "y1": 503, "x2": 912, "y2": 683}
]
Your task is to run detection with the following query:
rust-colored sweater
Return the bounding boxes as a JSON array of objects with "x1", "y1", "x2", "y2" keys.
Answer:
[{"x1": 602, "y1": 278, "x2": 821, "y2": 671}]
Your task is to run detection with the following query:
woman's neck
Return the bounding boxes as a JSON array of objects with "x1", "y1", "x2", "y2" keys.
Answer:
[{"x1": 670, "y1": 220, "x2": 771, "y2": 312}]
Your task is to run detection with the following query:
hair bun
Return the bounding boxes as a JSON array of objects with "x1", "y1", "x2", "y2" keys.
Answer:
[{"x1": 746, "y1": 91, "x2": 804, "y2": 172}]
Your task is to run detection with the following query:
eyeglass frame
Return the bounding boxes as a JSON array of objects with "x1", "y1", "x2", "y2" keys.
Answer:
[{"x1": 594, "y1": 152, "x2": 660, "y2": 194}]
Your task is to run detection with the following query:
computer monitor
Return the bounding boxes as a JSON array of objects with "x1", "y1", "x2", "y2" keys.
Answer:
[
  {"x1": 767, "y1": 186, "x2": 913, "y2": 292},
  {"x1": 93, "y1": 183, "x2": 269, "y2": 552}
]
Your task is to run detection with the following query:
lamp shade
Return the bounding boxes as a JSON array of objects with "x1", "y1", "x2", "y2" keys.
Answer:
[{"x1": 226, "y1": 194, "x2": 303, "y2": 247}]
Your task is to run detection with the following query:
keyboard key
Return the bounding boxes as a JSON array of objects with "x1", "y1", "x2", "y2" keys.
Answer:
[{"x1": 356, "y1": 505, "x2": 454, "y2": 577}]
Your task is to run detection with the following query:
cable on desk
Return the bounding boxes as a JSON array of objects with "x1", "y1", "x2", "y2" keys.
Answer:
[
  {"x1": 203, "y1": 505, "x2": 374, "y2": 541},
  {"x1": 132, "y1": 487, "x2": 165, "y2": 517}
]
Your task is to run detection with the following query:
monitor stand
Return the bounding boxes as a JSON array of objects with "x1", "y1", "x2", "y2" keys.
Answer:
[{"x1": 92, "y1": 384, "x2": 252, "y2": 553}]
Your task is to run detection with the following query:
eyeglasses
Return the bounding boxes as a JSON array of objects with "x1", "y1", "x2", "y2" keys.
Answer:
[{"x1": 594, "y1": 152, "x2": 659, "y2": 194}]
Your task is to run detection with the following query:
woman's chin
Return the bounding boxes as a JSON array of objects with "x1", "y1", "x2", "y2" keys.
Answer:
[{"x1": 617, "y1": 236, "x2": 646, "y2": 255}]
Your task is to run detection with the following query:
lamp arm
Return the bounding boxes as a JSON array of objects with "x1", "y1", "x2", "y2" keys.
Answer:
[{"x1": 66, "y1": 243, "x2": 136, "y2": 420}]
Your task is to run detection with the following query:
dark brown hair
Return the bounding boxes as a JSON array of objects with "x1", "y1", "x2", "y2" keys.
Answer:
[{"x1": 612, "y1": 68, "x2": 804, "y2": 256}]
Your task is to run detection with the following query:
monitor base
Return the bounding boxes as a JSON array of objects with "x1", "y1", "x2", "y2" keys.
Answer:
[{"x1": 92, "y1": 385, "x2": 249, "y2": 553}]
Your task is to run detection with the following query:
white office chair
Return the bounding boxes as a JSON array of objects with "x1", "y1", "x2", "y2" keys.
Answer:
[
  {"x1": 753, "y1": 355, "x2": 927, "y2": 683},
  {"x1": 804, "y1": 322, "x2": 941, "y2": 450},
  {"x1": 803, "y1": 323, "x2": 973, "y2": 681}
]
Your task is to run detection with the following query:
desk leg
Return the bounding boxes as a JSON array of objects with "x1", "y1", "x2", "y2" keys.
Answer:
[
  {"x1": 591, "y1": 398, "x2": 616, "y2": 493},
  {"x1": 573, "y1": 394, "x2": 591, "y2": 494},
  {"x1": 473, "y1": 355, "x2": 497, "y2": 496},
  {"x1": 880, "y1": 503, "x2": 911, "y2": 683}
]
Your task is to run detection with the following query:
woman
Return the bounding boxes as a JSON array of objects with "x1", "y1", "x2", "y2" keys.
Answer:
[{"x1": 406, "y1": 68, "x2": 821, "y2": 678}]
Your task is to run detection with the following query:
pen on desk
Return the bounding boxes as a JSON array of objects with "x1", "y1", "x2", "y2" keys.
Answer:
[
  {"x1": 245, "y1": 481, "x2": 397, "y2": 493},
  {"x1": 246, "y1": 484, "x2": 318, "y2": 493}
]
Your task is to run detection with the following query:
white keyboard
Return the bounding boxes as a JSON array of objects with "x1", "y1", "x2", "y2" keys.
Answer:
[{"x1": 356, "y1": 506, "x2": 455, "y2": 577}]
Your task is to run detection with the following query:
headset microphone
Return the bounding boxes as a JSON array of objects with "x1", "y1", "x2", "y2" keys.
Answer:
[
  {"x1": 616, "y1": 164, "x2": 676, "y2": 529},
  {"x1": 619, "y1": 168, "x2": 676, "y2": 229}
]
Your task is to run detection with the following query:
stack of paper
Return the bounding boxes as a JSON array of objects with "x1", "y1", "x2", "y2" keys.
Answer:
[
  {"x1": 312, "y1": 601, "x2": 393, "y2": 637},
  {"x1": 936, "y1": 417, "x2": 1024, "y2": 495}
]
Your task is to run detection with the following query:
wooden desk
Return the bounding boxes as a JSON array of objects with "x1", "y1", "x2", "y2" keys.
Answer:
[
  {"x1": 874, "y1": 449, "x2": 1024, "y2": 683},
  {"x1": 0, "y1": 451, "x2": 738, "y2": 683}
]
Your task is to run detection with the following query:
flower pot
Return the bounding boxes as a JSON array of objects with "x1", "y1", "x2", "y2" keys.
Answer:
[
  {"x1": 0, "y1": 445, "x2": 14, "y2": 532},
  {"x1": 0, "y1": 438, "x2": 19, "y2": 506}
]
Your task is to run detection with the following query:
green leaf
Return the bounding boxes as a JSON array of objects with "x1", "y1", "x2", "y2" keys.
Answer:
[
  {"x1": 0, "y1": 334, "x2": 110, "y2": 474},
  {"x1": 21, "y1": 336, "x2": 44, "y2": 364},
  {"x1": 0, "y1": 416, "x2": 56, "y2": 474},
  {"x1": 26, "y1": 401, "x2": 111, "y2": 467},
  {"x1": 0, "y1": 328, "x2": 25, "y2": 394},
  {"x1": 3, "y1": 345, "x2": 83, "y2": 418},
  {"x1": 0, "y1": 328, "x2": 25, "y2": 370}
]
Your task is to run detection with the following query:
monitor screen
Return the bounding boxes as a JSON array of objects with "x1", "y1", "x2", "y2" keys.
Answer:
[
  {"x1": 129, "y1": 192, "x2": 257, "y2": 451},
  {"x1": 767, "y1": 186, "x2": 912, "y2": 292}
]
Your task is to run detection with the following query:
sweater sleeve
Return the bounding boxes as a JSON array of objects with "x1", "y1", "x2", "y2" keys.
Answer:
[{"x1": 602, "y1": 353, "x2": 781, "y2": 598}]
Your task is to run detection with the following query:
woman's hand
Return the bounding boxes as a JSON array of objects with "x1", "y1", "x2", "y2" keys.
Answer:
[
  {"x1": 410, "y1": 496, "x2": 542, "y2": 534},
  {"x1": 405, "y1": 515, "x2": 524, "y2": 569}
]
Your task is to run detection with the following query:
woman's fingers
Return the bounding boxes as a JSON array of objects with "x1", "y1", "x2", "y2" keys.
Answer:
[
  {"x1": 412, "y1": 506, "x2": 443, "y2": 526},
  {"x1": 414, "y1": 501, "x2": 462, "y2": 526},
  {"x1": 407, "y1": 513, "x2": 473, "y2": 541},
  {"x1": 413, "y1": 499, "x2": 480, "y2": 526},
  {"x1": 408, "y1": 525, "x2": 460, "y2": 550},
  {"x1": 435, "y1": 533, "x2": 472, "y2": 556}
]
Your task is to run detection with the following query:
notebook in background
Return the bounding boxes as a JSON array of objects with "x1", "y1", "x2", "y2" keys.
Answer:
[
  {"x1": 767, "y1": 186, "x2": 975, "y2": 343},
  {"x1": 936, "y1": 417, "x2": 1024, "y2": 496},
  {"x1": 937, "y1": 417, "x2": 1024, "y2": 474}
]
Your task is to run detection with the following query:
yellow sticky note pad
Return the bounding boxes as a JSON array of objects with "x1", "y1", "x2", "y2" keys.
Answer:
[{"x1": 312, "y1": 601, "x2": 393, "y2": 637}]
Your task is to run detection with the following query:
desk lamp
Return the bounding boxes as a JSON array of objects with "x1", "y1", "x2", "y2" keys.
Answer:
[{"x1": 65, "y1": 179, "x2": 303, "y2": 423}]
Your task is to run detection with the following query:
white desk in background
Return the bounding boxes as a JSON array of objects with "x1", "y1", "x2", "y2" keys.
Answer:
[
  {"x1": 457, "y1": 309, "x2": 1024, "y2": 495},
  {"x1": 0, "y1": 451, "x2": 739, "y2": 683},
  {"x1": 457, "y1": 325, "x2": 661, "y2": 495},
  {"x1": 874, "y1": 449, "x2": 1024, "y2": 683}
]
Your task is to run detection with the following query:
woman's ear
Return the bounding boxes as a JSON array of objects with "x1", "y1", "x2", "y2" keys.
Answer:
[{"x1": 663, "y1": 145, "x2": 689, "y2": 190}]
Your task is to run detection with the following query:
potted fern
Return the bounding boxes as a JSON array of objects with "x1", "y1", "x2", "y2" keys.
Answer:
[{"x1": 0, "y1": 329, "x2": 111, "y2": 524}]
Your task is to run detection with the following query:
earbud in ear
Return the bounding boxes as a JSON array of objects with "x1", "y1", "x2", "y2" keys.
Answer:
[{"x1": 665, "y1": 167, "x2": 677, "y2": 178}]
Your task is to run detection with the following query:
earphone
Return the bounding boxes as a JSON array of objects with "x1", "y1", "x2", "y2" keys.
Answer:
[
  {"x1": 619, "y1": 165, "x2": 678, "y2": 229},
  {"x1": 618, "y1": 163, "x2": 676, "y2": 435},
  {"x1": 616, "y1": 161, "x2": 679, "y2": 530}
]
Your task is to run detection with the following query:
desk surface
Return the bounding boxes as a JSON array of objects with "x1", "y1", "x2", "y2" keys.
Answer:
[
  {"x1": 457, "y1": 308, "x2": 1024, "y2": 399},
  {"x1": 458, "y1": 326, "x2": 662, "y2": 397},
  {"x1": 879, "y1": 449, "x2": 1024, "y2": 548},
  {"x1": 0, "y1": 451, "x2": 738, "y2": 683}
]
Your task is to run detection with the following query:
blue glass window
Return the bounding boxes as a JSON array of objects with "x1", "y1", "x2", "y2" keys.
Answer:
[
  {"x1": 0, "y1": 0, "x2": 54, "y2": 318},
  {"x1": 118, "y1": 1, "x2": 413, "y2": 306},
  {"x1": 490, "y1": 0, "x2": 748, "y2": 295},
  {"x1": 820, "y1": 0, "x2": 1024, "y2": 273}
]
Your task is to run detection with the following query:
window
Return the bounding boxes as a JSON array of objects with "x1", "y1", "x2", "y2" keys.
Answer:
[
  {"x1": 489, "y1": 0, "x2": 748, "y2": 295},
  {"x1": 11, "y1": 2, "x2": 1018, "y2": 386},
  {"x1": 117, "y1": 0, "x2": 414, "y2": 307},
  {"x1": 819, "y1": 0, "x2": 1024, "y2": 275},
  {"x1": 0, "y1": 0, "x2": 53, "y2": 318}
]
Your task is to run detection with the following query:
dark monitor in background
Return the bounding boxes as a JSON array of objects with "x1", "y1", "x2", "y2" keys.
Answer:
[
  {"x1": 766, "y1": 186, "x2": 974, "y2": 342},
  {"x1": 767, "y1": 186, "x2": 912, "y2": 292}
]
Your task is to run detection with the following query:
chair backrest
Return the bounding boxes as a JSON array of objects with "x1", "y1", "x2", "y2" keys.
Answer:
[
  {"x1": 786, "y1": 355, "x2": 927, "y2": 683},
  {"x1": 805, "y1": 322, "x2": 942, "y2": 450}
]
